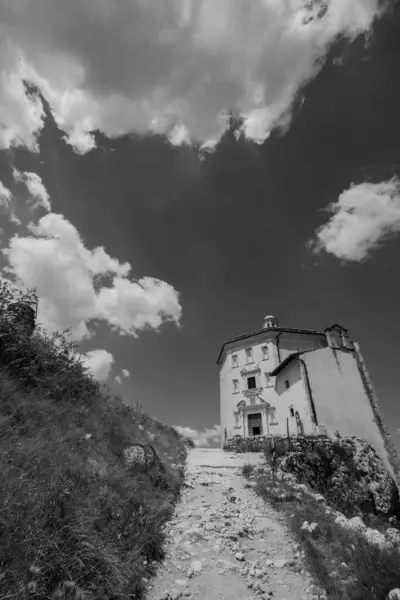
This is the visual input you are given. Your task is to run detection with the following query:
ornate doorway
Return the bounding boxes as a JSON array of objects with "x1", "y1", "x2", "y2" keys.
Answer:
[{"x1": 248, "y1": 412, "x2": 262, "y2": 436}]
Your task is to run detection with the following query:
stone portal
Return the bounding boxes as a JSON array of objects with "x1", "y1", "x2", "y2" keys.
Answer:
[{"x1": 248, "y1": 412, "x2": 262, "y2": 436}]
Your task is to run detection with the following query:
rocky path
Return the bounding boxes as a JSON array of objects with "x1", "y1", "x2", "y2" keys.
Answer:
[{"x1": 146, "y1": 449, "x2": 320, "y2": 600}]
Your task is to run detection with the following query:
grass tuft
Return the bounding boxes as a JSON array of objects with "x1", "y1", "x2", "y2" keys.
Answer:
[{"x1": 242, "y1": 463, "x2": 255, "y2": 478}]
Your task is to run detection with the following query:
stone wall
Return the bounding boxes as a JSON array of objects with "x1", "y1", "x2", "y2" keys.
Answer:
[
  {"x1": 223, "y1": 435, "x2": 268, "y2": 453},
  {"x1": 224, "y1": 433, "x2": 329, "y2": 454}
]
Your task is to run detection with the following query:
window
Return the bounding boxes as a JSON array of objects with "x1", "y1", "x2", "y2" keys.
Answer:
[
  {"x1": 232, "y1": 354, "x2": 238, "y2": 368},
  {"x1": 233, "y1": 379, "x2": 239, "y2": 393},
  {"x1": 246, "y1": 347, "x2": 253, "y2": 364},
  {"x1": 265, "y1": 373, "x2": 272, "y2": 387},
  {"x1": 247, "y1": 376, "x2": 257, "y2": 390},
  {"x1": 285, "y1": 379, "x2": 290, "y2": 389},
  {"x1": 262, "y1": 345, "x2": 269, "y2": 360},
  {"x1": 289, "y1": 406, "x2": 295, "y2": 418}
]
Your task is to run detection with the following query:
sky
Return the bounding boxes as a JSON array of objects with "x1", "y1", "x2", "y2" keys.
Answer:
[{"x1": 0, "y1": 0, "x2": 400, "y2": 448}]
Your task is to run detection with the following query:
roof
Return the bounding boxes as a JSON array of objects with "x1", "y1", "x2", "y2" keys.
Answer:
[
  {"x1": 324, "y1": 323, "x2": 348, "y2": 332},
  {"x1": 270, "y1": 352, "x2": 305, "y2": 376},
  {"x1": 216, "y1": 326, "x2": 325, "y2": 365},
  {"x1": 270, "y1": 347, "x2": 324, "y2": 375}
]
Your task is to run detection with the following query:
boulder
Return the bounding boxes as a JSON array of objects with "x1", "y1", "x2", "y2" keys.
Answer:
[{"x1": 122, "y1": 443, "x2": 156, "y2": 468}]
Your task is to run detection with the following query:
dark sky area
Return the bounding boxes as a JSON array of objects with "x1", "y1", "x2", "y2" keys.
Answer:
[{"x1": 1, "y1": 3, "x2": 399, "y2": 447}]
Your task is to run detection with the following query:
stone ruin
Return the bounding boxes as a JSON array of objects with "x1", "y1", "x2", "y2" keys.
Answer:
[{"x1": 3, "y1": 301, "x2": 37, "y2": 337}]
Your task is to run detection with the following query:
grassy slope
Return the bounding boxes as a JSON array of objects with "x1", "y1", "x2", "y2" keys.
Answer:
[
  {"x1": 242, "y1": 459, "x2": 400, "y2": 600},
  {"x1": 0, "y1": 326, "x2": 187, "y2": 600}
]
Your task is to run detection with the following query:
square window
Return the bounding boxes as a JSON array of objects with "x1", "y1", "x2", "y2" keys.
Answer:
[
  {"x1": 289, "y1": 407, "x2": 295, "y2": 417},
  {"x1": 232, "y1": 354, "x2": 238, "y2": 368},
  {"x1": 247, "y1": 376, "x2": 256, "y2": 390},
  {"x1": 265, "y1": 373, "x2": 272, "y2": 387},
  {"x1": 262, "y1": 345, "x2": 269, "y2": 360},
  {"x1": 233, "y1": 379, "x2": 239, "y2": 393},
  {"x1": 285, "y1": 379, "x2": 290, "y2": 389},
  {"x1": 246, "y1": 348, "x2": 253, "y2": 364}
]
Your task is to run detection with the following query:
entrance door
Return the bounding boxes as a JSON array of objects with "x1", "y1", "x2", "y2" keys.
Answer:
[{"x1": 248, "y1": 413, "x2": 263, "y2": 436}]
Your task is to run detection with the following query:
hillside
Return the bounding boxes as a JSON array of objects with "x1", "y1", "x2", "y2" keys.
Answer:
[
  {"x1": 242, "y1": 435, "x2": 400, "y2": 599},
  {"x1": 0, "y1": 283, "x2": 187, "y2": 600}
]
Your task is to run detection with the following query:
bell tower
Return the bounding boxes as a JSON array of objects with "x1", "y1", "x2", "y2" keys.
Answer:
[{"x1": 263, "y1": 314, "x2": 278, "y2": 329}]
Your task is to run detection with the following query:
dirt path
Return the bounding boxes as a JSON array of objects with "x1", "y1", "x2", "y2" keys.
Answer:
[{"x1": 146, "y1": 449, "x2": 319, "y2": 600}]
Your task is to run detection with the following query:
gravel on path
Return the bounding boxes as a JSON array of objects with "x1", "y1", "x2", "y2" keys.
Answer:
[{"x1": 146, "y1": 448, "x2": 322, "y2": 600}]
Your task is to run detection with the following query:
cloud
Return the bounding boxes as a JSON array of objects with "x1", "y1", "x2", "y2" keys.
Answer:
[
  {"x1": 310, "y1": 178, "x2": 400, "y2": 262},
  {"x1": 0, "y1": 41, "x2": 45, "y2": 152},
  {"x1": 0, "y1": 179, "x2": 21, "y2": 225},
  {"x1": 114, "y1": 368, "x2": 130, "y2": 384},
  {"x1": 13, "y1": 169, "x2": 51, "y2": 212},
  {"x1": 0, "y1": 180, "x2": 12, "y2": 206},
  {"x1": 0, "y1": 0, "x2": 384, "y2": 153},
  {"x1": 174, "y1": 424, "x2": 221, "y2": 447},
  {"x1": 1, "y1": 211, "x2": 182, "y2": 340},
  {"x1": 0, "y1": 170, "x2": 50, "y2": 225},
  {"x1": 81, "y1": 348, "x2": 114, "y2": 381}
]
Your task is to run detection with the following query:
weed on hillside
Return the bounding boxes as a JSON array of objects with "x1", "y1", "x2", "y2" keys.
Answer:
[{"x1": 0, "y1": 281, "x2": 187, "y2": 599}]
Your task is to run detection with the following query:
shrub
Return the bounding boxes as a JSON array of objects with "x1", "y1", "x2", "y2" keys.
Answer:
[
  {"x1": 242, "y1": 463, "x2": 255, "y2": 478},
  {"x1": 182, "y1": 436, "x2": 195, "y2": 448}
]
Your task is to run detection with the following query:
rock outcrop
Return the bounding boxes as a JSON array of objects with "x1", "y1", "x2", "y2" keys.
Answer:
[{"x1": 279, "y1": 436, "x2": 400, "y2": 518}]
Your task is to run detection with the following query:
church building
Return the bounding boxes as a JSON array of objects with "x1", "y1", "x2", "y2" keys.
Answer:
[{"x1": 217, "y1": 314, "x2": 399, "y2": 481}]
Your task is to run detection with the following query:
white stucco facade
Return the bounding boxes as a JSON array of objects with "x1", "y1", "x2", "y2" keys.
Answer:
[
  {"x1": 218, "y1": 315, "x2": 328, "y2": 445},
  {"x1": 217, "y1": 317, "x2": 399, "y2": 483}
]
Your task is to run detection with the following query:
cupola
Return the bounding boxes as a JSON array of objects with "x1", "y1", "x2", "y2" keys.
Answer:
[{"x1": 263, "y1": 314, "x2": 278, "y2": 329}]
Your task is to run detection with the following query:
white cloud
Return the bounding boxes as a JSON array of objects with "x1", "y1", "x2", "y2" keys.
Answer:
[
  {"x1": 0, "y1": 40, "x2": 44, "y2": 152},
  {"x1": 0, "y1": 180, "x2": 12, "y2": 206},
  {"x1": 81, "y1": 348, "x2": 114, "y2": 381},
  {"x1": 0, "y1": 179, "x2": 21, "y2": 225},
  {"x1": 0, "y1": 0, "x2": 384, "y2": 153},
  {"x1": 13, "y1": 169, "x2": 51, "y2": 212},
  {"x1": 174, "y1": 424, "x2": 221, "y2": 447},
  {"x1": 114, "y1": 368, "x2": 130, "y2": 384},
  {"x1": 1, "y1": 211, "x2": 182, "y2": 340},
  {"x1": 310, "y1": 178, "x2": 400, "y2": 262}
]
